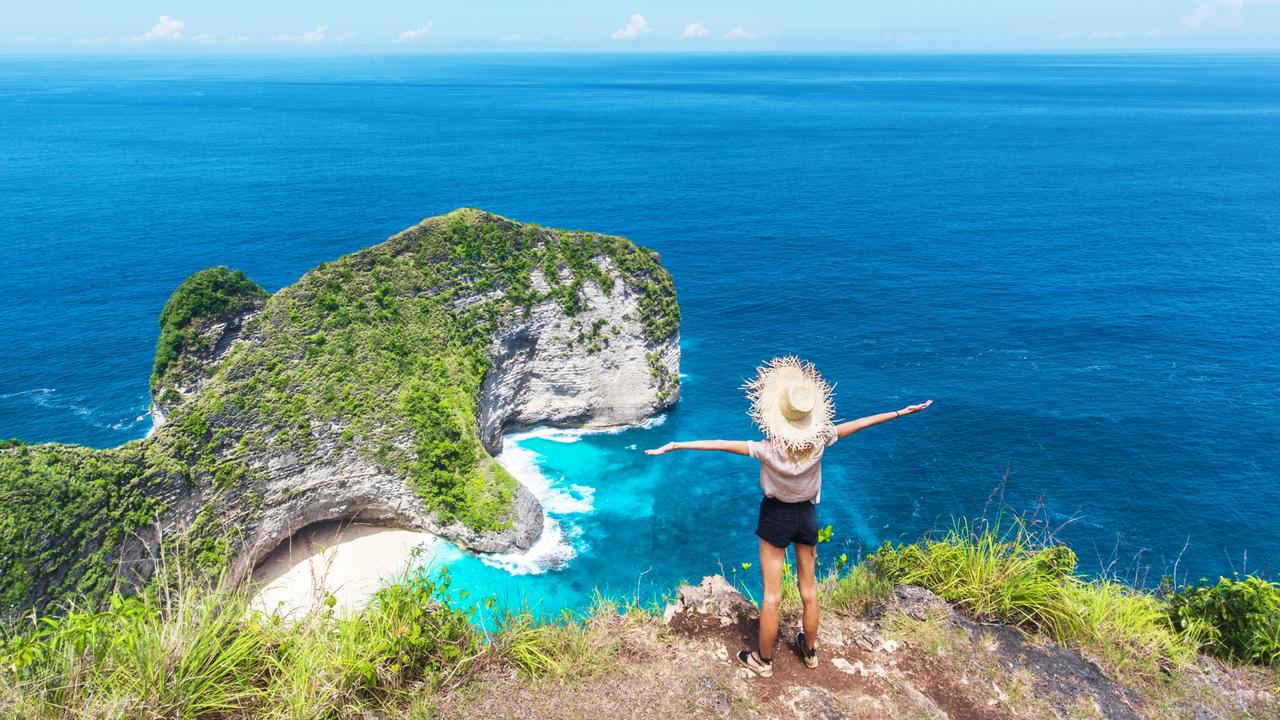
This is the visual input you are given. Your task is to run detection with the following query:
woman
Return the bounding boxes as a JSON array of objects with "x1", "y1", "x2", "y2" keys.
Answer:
[{"x1": 646, "y1": 356, "x2": 931, "y2": 677}]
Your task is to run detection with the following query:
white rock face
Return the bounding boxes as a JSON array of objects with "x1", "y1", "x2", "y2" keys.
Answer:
[{"x1": 478, "y1": 261, "x2": 680, "y2": 455}]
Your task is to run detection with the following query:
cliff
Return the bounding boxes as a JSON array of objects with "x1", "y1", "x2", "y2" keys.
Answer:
[{"x1": 0, "y1": 209, "x2": 681, "y2": 612}]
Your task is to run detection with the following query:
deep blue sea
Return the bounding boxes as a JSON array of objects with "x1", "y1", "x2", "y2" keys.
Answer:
[{"x1": 2, "y1": 54, "x2": 1278, "y2": 614}]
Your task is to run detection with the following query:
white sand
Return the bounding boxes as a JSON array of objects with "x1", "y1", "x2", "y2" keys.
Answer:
[{"x1": 248, "y1": 521, "x2": 438, "y2": 618}]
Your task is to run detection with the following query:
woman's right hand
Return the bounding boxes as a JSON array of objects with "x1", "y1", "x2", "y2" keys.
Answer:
[{"x1": 645, "y1": 442, "x2": 677, "y2": 455}]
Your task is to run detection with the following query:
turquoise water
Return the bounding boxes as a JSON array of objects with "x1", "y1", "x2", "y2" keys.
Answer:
[{"x1": 1, "y1": 54, "x2": 1278, "y2": 613}]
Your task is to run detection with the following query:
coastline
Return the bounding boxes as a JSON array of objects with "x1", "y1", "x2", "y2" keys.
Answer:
[
  {"x1": 248, "y1": 521, "x2": 439, "y2": 618},
  {"x1": 247, "y1": 416, "x2": 666, "y2": 616}
]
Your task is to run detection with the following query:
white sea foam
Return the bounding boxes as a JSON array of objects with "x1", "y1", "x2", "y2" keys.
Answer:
[
  {"x1": 480, "y1": 514, "x2": 577, "y2": 575},
  {"x1": 9, "y1": 387, "x2": 151, "y2": 435},
  {"x1": 505, "y1": 414, "x2": 667, "y2": 445},
  {"x1": 482, "y1": 416, "x2": 663, "y2": 575},
  {"x1": 146, "y1": 403, "x2": 166, "y2": 438}
]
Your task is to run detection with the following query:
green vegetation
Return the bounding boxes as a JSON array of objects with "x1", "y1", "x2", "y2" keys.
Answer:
[
  {"x1": 151, "y1": 266, "x2": 269, "y2": 392},
  {"x1": 646, "y1": 351, "x2": 679, "y2": 403},
  {"x1": 0, "y1": 209, "x2": 681, "y2": 614},
  {"x1": 1168, "y1": 575, "x2": 1280, "y2": 666},
  {"x1": 866, "y1": 518, "x2": 1280, "y2": 678},
  {"x1": 3, "y1": 517, "x2": 1276, "y2": 718},
  {"x1": 0, "y1": 442, "x2": 174, "y2": 611},
  {"x1": 0, "y1": 562, "x2": 648, "y2": 719}
]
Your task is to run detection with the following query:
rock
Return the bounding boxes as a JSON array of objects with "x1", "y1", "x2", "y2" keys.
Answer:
[
  {"x1": 695, "y1": 675, "x2": 733, "y2": 717},
  {"x1": 477, "y1": 260, "x2": 680, "y2": 456},
  {"x1": 870, "y1": 585, "x2": 954, "y2": 622},
  {"x1": 781, "y1": 687, "x2": 847, "y2": 720},
  {"x1": 818, "y1": 626, "x2": 846, "y2": 647},
  {"x1": 663, "y1": 575, "x2": 757, "y2": 628},
  {"x1": 831, "y1": 657, "x2": 863, "y2": 676}
]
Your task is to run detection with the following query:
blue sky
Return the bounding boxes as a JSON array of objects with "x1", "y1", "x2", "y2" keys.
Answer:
[{"x1": 5, "y1": 1, "x2": 1280, "y2": 52}]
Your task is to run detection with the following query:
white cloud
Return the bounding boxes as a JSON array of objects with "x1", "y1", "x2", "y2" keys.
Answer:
[
  {"x1": 9, "y1": 36, "x2": 57, "y2": 45},
  {"x1": 1182, "y1": 0, "x2": 1245, "y2": 31},
  {"x1": 122, "y1": 15, "x2": 185, "y2": 43},
  {"x1": 189, "y1": 33, "x2": 252, "y2": 45},
  {"x1": 501, "y1": 34, "x2": 542, "y2": 42},
  {"x1": 611, "y1": 13, "x2": 651, "y2": 40},
  {"x1": 723, "y1": 27, "x2": 765, "y2": 40},
  {"x1": 271, "y1": 27, "x2": 355, "y2": 44},
  {"x1": 72, "y1": 36, "x2": 112, "y2": 45},
  {"x1": 676, "y1": 23, "x2": 711, "y2": 40},
  {"x1": 395, "y1": 23, "x2": 432, "y2": 44},
  {"x1": 1090, "y1": 31, "x2": 1126, "y2": 39}
]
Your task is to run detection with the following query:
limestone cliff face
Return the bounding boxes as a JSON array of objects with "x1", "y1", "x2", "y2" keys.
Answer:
[{"x1": 478, "y1": 261, "x2": 680, "y2": 455}]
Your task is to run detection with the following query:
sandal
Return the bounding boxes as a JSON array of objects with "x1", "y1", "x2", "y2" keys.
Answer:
[
  {"x1": 736, "y1": 649, "x2": 773, "y2": 678},
  {"x1": 794, "y1": 631, "x2": 818, "y2": 669}
]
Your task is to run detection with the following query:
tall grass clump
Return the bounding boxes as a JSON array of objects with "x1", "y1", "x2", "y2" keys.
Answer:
[
  {"x1": 0, "y1": 564, "x2": 485, "y2": 719},
  {"x1": 820, "y1": 563, "x2": 894, "y2": 615},
  {"x1": 1, "y1": 580, "x2": 273, "y2": 718},
  {"x1": 1069, "y1": 580, "x2": 1204, "y2": 674},
  {"x1": 870, "y1": 517, "x2": 1084, "y2": 642},
  {"x1": 867, "y1": 516, "x2": 1206, "y2": 676},
  {"x1": 487, "y1": 592, "x2": 654, "y2": 681}
]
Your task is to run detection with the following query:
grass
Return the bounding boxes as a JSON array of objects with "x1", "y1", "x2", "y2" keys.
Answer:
[
  {"x1": 867, "y1": 516, "x2": 1234, "y2": 680},
  {"x1": 0, "y1": 562, "x2": 640, "y2": 719},
  {"x1": 820, "y1": 563, "x2": 894, "y2": 616}
]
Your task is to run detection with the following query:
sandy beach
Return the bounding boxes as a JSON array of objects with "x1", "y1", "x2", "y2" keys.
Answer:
[{"x1": 248, "y1": 521, "x2": 439, "y2": 618}]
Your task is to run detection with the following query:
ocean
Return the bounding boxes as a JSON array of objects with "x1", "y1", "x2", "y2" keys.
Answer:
[{"x1": 2, "y1": 53, "x2": 1277, "y2": 614}]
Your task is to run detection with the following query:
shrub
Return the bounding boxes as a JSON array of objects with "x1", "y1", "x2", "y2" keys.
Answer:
[
  {"x1": 1168, "y1": 575, "x2": 1280, "y2": 666},
  {"x1": 151, "y1": 265, "x2": 268, "y2": 390},
  {"x1": 821, "y1": 563, "x2": 893, "y2": 615}
]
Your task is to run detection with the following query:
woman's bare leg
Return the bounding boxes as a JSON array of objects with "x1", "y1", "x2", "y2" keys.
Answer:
[
  {"x1": 757, "y1": 538, "x2": 787, "y2": 661},
  {"x1": 794, "y1": 542, "x2": 819, "y2": 649}
]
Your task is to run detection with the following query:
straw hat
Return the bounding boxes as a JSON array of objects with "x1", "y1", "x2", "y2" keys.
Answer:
[{"x1": 743, "y1": 356, "x2": 835, "y2": 452}]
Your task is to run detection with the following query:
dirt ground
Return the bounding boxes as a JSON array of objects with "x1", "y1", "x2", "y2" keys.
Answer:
[{"x1": 434, "y1": 584, "x2": 1279, "y2": 720}]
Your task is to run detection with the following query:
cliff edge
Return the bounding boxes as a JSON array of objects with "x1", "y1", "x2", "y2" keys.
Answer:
[{"x1": 0, "y1": 209, "x2": 680, "y2": 611}]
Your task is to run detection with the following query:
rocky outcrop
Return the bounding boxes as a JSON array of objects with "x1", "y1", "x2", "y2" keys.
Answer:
[
  {"x1": 172, "y1": 211, "x2": 681, "y2": 583},
  {"x1": 662, "y1": 578, "x2": 1163, "y2": 720},
  {"x1": 150, "y1": 301, "x2": 265, "y2": 431},
  {"x1": 0, "y1": 209, "x2": 681, "y2": 611}
]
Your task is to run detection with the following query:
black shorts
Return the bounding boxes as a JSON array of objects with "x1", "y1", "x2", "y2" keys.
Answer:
[{"x1": 755, "y1": 495, "x2": 819, "y2": 549}]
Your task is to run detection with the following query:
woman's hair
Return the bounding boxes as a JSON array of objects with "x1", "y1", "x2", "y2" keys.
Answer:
[{"x1": 782, "y1": 443, "x2": 817, "y2": 464}]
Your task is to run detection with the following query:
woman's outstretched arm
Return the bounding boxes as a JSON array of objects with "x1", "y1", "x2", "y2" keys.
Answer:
[
  {"x1": 645, "y1": 440, "x2": 750, "y2": 456},
  {"x1": 835, "y1": 399, "x2": 933, "y2": 439}
]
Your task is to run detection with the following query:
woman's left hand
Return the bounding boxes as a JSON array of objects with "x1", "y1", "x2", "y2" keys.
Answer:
[
  {"x1": 645, "y1": 442, "x2": 677, "y2": 455},
  {"x1": 900, "y1": 399, "x2": 933, "y2": 415}
]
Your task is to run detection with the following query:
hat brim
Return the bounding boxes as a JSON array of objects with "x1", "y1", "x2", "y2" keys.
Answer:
[{"x1": 743, "y1": 356, "x2": 834, "y2": 452}]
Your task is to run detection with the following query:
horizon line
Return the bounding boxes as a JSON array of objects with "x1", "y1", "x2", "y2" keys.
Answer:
[{"x1": 4, "y1": 47, "x2": 1280, "y2": 59}]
